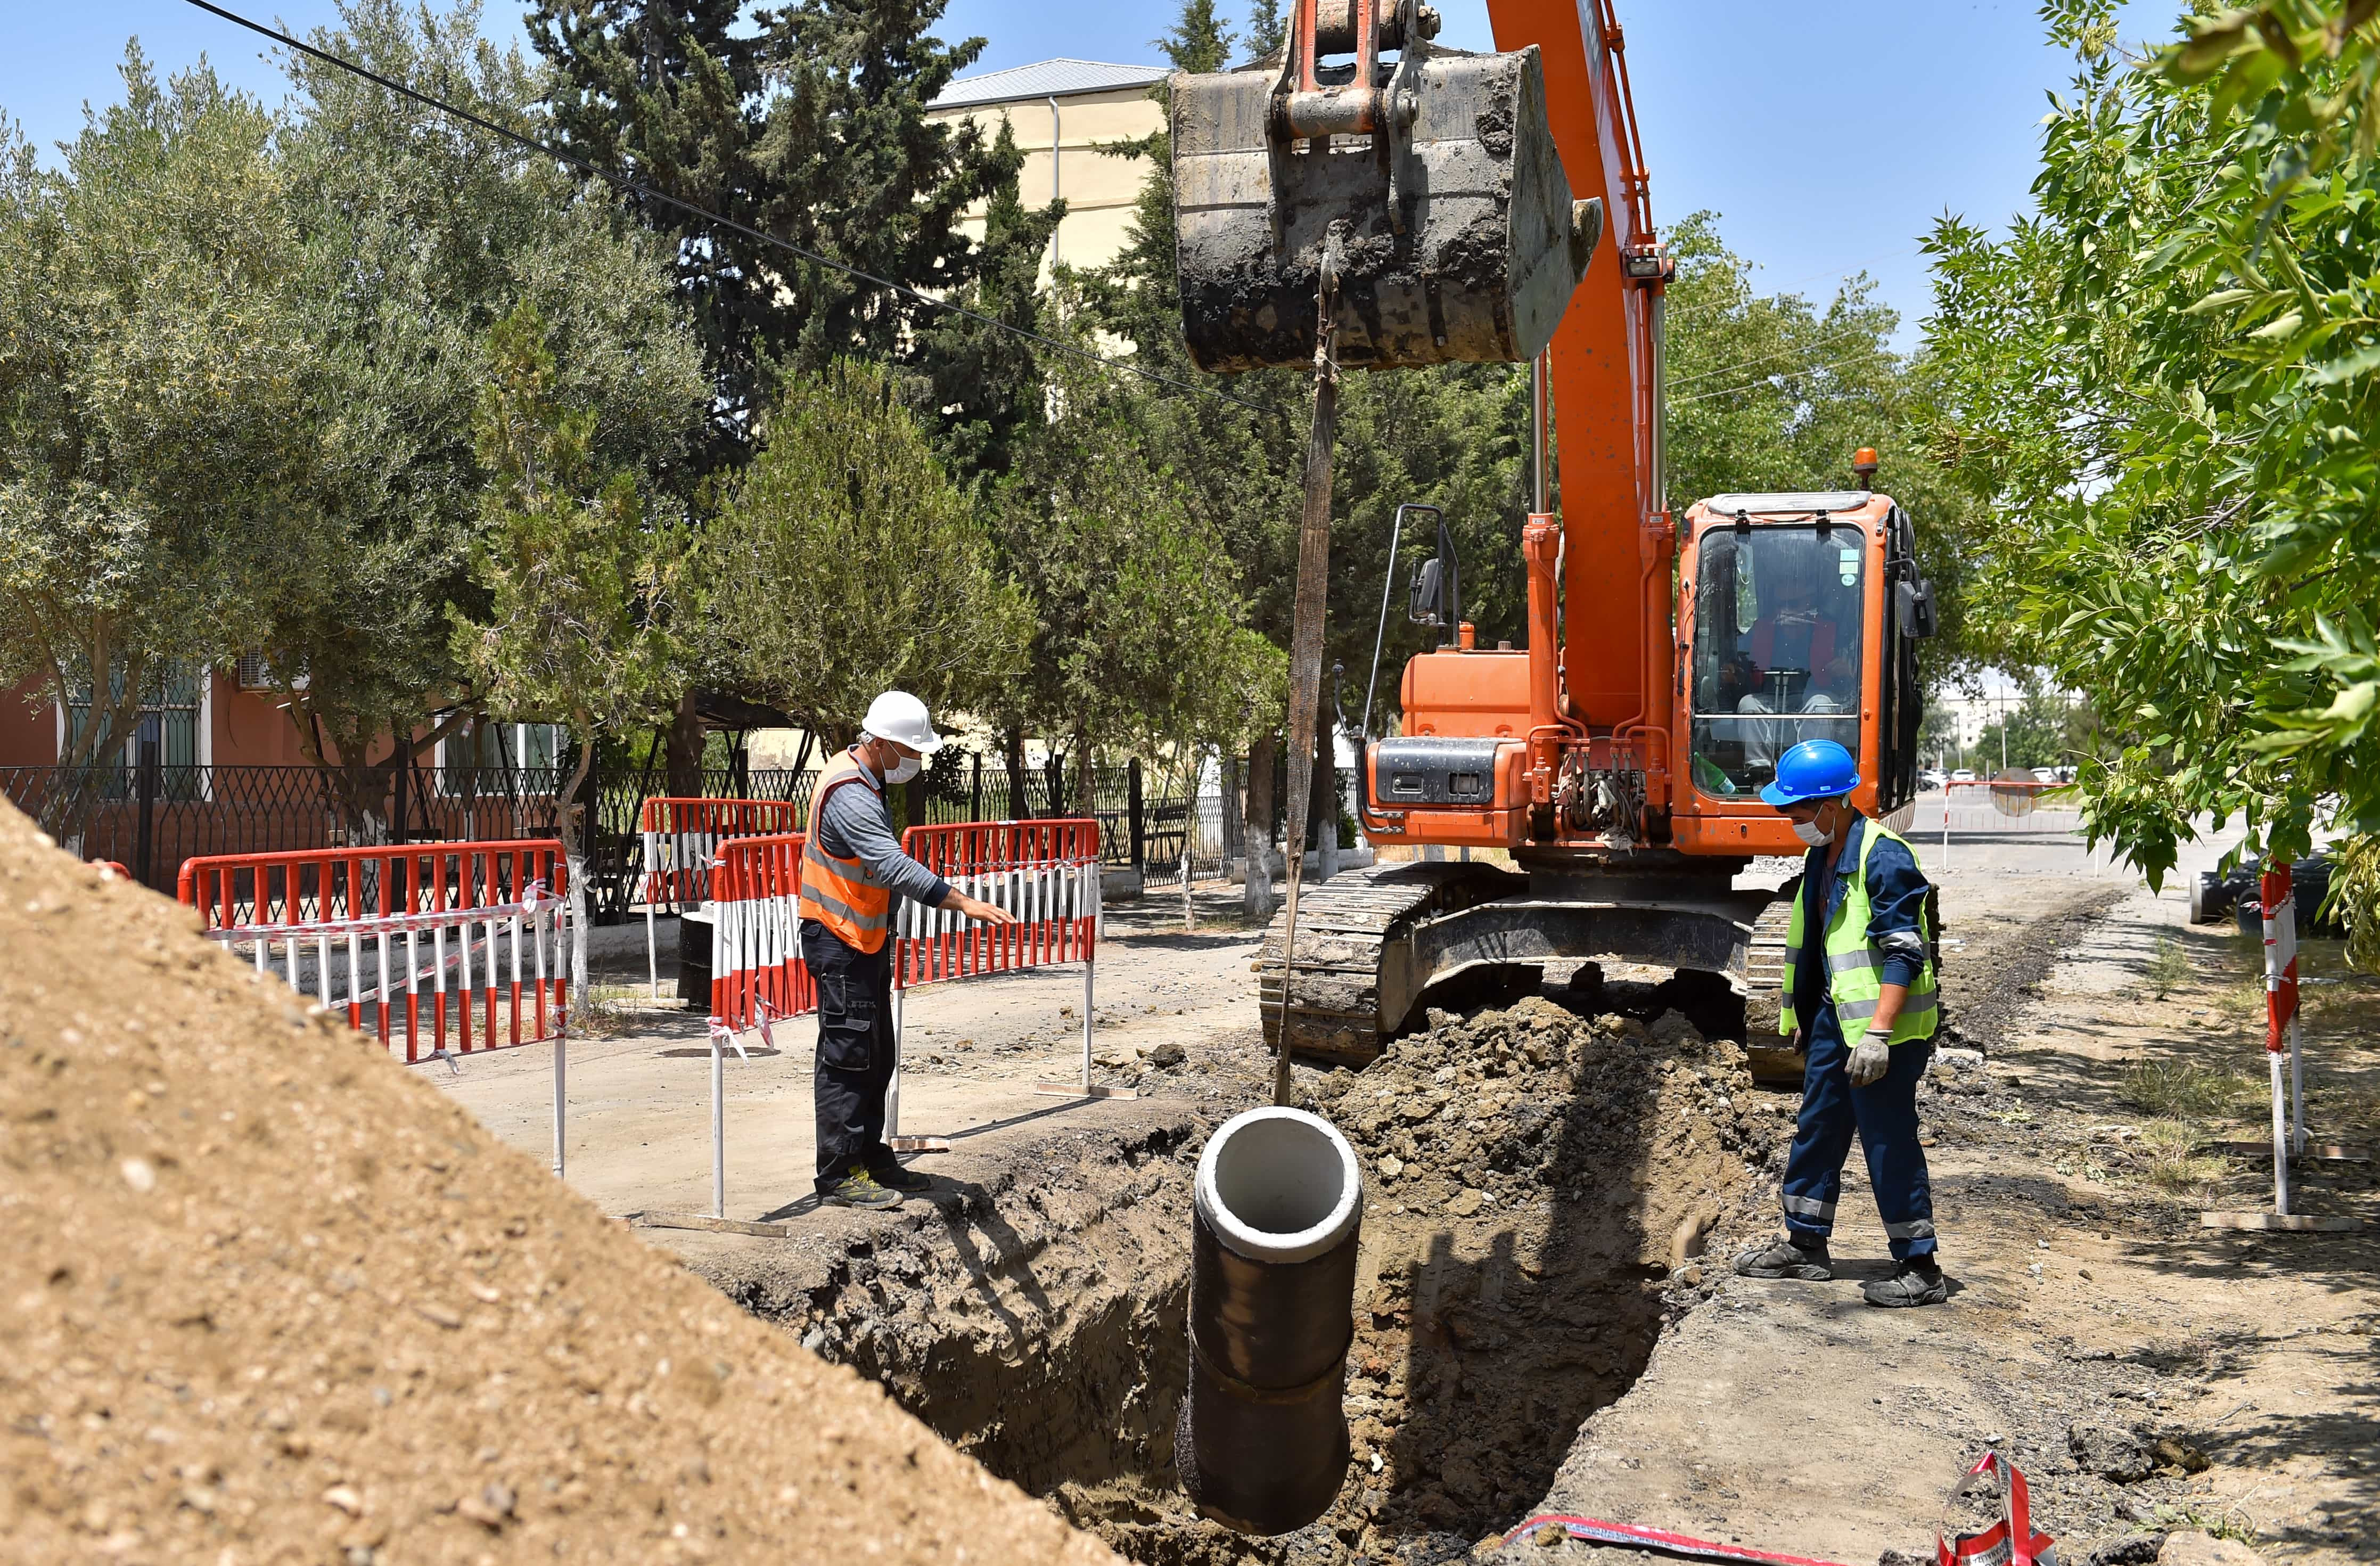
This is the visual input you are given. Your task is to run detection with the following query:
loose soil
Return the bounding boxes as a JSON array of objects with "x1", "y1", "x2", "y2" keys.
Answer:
[{"x1": 0, "y1": 800, "x2": 1115, "y2": 1565}]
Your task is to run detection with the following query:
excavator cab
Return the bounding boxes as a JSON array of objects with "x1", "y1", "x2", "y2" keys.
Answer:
[{"x1": 1170, "y1": 0, "x2": 1604, "y2": 371}]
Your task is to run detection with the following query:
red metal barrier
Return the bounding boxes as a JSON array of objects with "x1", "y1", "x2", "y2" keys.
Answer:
[
  {"x1": 707, "y1": 832, "x2": 815, "y2": 1032},
  {"x1": 638, "y1": 797, "x2": 803, "y2": 909},
  {"x1": 641, "y1": 796, "x2": 805, "y2": 996},
  {"x1": 893, "y1": 819, "x2": 1102, "y2": 986},
  {"x1": 177, "y1": 841, "x2": 570, "y2": 1063}
]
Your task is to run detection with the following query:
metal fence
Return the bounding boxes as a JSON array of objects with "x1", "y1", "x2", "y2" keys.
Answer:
[{"x1": 1, "y1": 753, "x2": 1238, "y2": 912}]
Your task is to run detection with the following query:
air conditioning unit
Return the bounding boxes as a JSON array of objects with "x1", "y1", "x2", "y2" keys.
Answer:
[{"x1": 234, "y1": 653, "x2": 306, "y2": 692}]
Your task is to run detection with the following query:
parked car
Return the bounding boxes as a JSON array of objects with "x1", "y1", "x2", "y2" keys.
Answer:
[
  {"x1": 1950, "y1": 769, "x2": 1977, "y2": 784},
  {"x1": 2030, "y1": 767, "x2": 2059, "y2": 784},
  {"x1": 2190, "y1": 851, "x2": 2343, "y2": 935},
  {"x1": 1918, "y1": 769, "x2": 1947, "y2": 792}
]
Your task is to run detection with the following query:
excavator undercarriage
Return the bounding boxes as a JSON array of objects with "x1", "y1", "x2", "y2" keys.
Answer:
[{"x1": 1257, "y1": 855, "x2": 1787, "y2": 1065}]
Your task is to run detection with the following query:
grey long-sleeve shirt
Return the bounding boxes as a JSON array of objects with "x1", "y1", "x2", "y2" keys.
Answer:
[{"x1": 814, "y1": 754, "x2": 950, "y2": 908}]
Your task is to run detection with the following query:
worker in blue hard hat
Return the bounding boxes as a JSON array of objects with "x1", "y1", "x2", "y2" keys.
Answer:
[{"x1": 1734, "y1": 739, "x2": 1949, "y2": 1308}]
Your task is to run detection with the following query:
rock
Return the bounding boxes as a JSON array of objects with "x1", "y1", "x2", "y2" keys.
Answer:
[
  {"x1": 2156, "y1": 1533, "x2": 2265, "y2": 1566},
  {"x1": 2151, "y1": 1436, "x2": 2210, "y2": 1474},
  {"x1": 1879, "y1": 1552, "x2": 1932, "y2": 1566},
  {"x1": 1650, "y1": 1011, "x2": 1704, "y2": 1047},
  {"x1": 1533, "y1": 1522, "x2": 1566, "y2": 1546},
  {"x1": 1449, "y1": 1188, "x2": 1484, "y2": 1217},
  {"x1": 1378, "y1": 1155, "x2": 1405, "y2": 1179},
  {"x1": 1093, "y1": 1051, "x2": 1128, "y2": 1069},
  {"x1": 2089, "y1": 1537, "x2": 2166, "y2": 1566},
  {"x1": 1144, "y1": 1040, "x2": 1186, "y2": 1069},
  {"x1": 2069, "y1": 1423, "x2": 2153, "y2": 1482},
  {"x1": 1933, "y1": 1046, "x2": 1985, "y2": 1070}
]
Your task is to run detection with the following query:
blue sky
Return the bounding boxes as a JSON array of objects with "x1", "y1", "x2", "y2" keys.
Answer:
[{"x1": 7, "y1": 0, "x2": 2179, "y2": 340}]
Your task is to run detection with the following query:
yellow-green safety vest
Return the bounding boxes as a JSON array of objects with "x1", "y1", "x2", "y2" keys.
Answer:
[{"x1": 1779, "y1": 819, "x2": 1940, "y2": 1048}]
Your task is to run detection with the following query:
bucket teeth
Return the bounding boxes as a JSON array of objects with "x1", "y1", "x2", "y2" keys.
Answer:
[{"x1": 1170, "y1": 46, "x2": 1597, "y2": 372}]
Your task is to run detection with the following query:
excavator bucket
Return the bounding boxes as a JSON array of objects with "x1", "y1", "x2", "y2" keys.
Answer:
[{"x1": 1171, "y1": 7, "x2": 1599, "y2": 373}]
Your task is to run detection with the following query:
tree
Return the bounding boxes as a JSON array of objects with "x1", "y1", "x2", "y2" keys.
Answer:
[
  {"x1": 1971, "y1": 690, "x2": 2099, "y2": 774},
  {"x1": 530, "y1": 0, "x2": 1058, "y2": 782},
  {"x1": 700, "y1": 359, "x2": 1030, "y2": 744},
  {"x1": 991, "y1": 332, "x2": 1287, "y2": 808},
  {"x1": 1921, "y1": 1, "x2": 2380, "y2": 893},
  {"x1": 0, "y1": 52, "x2": 305, "y2": 845},
  {"x1": 453, "y1": 306, "x2": 680, "y2": 998},
  {"x1": 266, "y1": 0, "x2": 705, "y2": 837}
]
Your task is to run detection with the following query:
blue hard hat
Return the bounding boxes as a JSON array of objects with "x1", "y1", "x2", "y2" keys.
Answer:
[{"x1": 1760, "y1": 739, "x2": 1861, "y2": 806}]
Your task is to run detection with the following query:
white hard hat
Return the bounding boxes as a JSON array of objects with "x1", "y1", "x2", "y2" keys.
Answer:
[{"x1": 860, "y1": 690, "x2": 942, "y2": 755}]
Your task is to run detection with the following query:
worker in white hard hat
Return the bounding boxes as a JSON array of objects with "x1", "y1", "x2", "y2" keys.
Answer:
[{"x1": 800, "y1": 692, "x2": 1017, "y2": 1210}]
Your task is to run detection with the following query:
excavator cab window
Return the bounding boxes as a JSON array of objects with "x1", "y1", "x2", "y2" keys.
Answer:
[{"x1": 1688, "y1": 526, "x2": 1863, "y2": 797}]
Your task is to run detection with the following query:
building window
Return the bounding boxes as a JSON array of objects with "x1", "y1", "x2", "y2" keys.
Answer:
[
  {"x1": 437, "y1": 719, "x2": 567, "y2": 790},
  {"x1": 63, "y1": 664, "x2": 204, "y2": 791}
]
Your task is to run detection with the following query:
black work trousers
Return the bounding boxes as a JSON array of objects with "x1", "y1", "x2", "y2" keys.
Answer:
[{"x1": 805, "y1": 918, "x2": 897, "y2": 1191}]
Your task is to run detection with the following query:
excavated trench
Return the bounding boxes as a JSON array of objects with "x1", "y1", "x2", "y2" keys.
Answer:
[{"x1": 712, "y1": 971, "x2": 1779, "y2": 1565}]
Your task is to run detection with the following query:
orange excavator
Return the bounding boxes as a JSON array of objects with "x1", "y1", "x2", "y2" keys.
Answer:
[{"x1": 1171, "y1": 0, "x2": 1938, "y2": 1060}]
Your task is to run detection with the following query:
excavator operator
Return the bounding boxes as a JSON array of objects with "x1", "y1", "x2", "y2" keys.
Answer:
[{"x1": 1733, "y1": 740, "x2": 1949, "y2": 1308}]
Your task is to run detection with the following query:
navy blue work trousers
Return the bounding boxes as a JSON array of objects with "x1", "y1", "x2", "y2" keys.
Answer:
[
  {"x1": 805, "y1": 918, "x2": 897, "y2": 1191},
  {"x1": 1780, "y1": 1004, "x2": 1939, "y2": 1260}
]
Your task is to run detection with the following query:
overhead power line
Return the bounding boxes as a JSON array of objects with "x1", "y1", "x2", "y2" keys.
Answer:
[{"x1": 182, "y1": 0, "x2": 1282, "y2": 418}]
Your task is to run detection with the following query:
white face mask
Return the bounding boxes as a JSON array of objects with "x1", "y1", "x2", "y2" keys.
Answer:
[
  {"x1": 883, "y1": 753, "x2": 921, "y2": 785},
  {"x1": 1792, "y1": 814, "x2": 1834, "y2": 847}
]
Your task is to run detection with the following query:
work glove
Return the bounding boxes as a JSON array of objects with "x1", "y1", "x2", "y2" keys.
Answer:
[{"x1": 1847, "y1": 1037, "x2": 1891, "y2": 1087}]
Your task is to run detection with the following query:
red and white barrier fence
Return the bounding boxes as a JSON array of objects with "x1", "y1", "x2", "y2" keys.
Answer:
[
  {"x1": 892, "y1": 820, "x2": 1109, "y2": 1117},
  {"x1": 661, "y1": 818, "x2": 1111, "y2": 1226},
  {"x1": 2261, "y1": 862, "x2": 2303, "y2": 1214},
  {"x1": 639, "y1": 797, "x2": 805, "y2": 996},
  {"x1": 178, "y1": 841, "x2": 577, "y2": 1174}
]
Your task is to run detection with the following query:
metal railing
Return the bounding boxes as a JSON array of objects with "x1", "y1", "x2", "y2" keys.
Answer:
[{"x1": 4, "y1": 753, "x2": 1243, "y2": 909}]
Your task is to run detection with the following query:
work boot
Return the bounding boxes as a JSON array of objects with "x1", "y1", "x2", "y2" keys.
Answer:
[
  {"x1": 869, "y1": 1160, "x2": 932, "y2": 1193},
  {"x1": 822, "y1": 1169, "x2": 900, "y2": 1210},
  {"x1": 1863, "y1": 1257, "x2": 1949, "y2": 1308},
  {"x1": 1733, "y1": 1234, "x2": 1833, "y2": 1281}
]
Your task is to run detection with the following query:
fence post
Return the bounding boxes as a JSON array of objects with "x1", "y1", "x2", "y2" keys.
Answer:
[
  {"x1": 1129, "y1": 758, "x2": 1146, "y2": 870},
  {"x1": 392, "y1": 744, "x2": 409, "y2": 847},
  {"x1": 135, "y1": 735, "x2": 159, "y2": 888},
  {"x1": 1220, "y1": 755, "x2": 1244, "y2": 860},
  {"x1": 970, "y1": 752, "x2": 983, "y2": 823}
]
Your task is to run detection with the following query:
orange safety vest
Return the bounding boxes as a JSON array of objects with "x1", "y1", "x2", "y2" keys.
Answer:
[{"x1": 798, "y1": 749, "x2": 895, "y2": 954}]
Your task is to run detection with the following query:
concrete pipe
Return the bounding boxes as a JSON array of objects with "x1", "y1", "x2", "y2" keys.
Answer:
[{"x1": 1176, "y1": 1106, "x2": 1364, "y2": 1535}]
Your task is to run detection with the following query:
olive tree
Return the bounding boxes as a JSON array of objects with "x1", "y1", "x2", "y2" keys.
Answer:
[{"x1": 0, "y1": 52, "x2": 306, "y2": 845}]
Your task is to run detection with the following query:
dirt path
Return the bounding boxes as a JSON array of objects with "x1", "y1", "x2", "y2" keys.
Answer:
[
  {"x1": 441, "y1": 894, "x2": 1265, "y2": 1224},
  {"x1": 1500, "y1": 863, "x2": 2379, "y2": 1565}
]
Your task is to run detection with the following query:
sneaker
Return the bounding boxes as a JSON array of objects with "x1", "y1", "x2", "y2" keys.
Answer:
[
  {"x1": 1733, "y1": 1235, "x2": 1833, "y2": 1280},
  {"x1": 869, "y1": 1160, "x2": 932, "y2": 1193},
  {"x1": 822, "y1": 1169, "x2": 901, "y2": 1210},
  {"x1": 1863, "y1": 1258, "x2": 1949, "y2": 1308}
]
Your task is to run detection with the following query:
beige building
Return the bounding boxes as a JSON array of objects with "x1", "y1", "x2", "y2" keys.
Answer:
[{"x1": 928, "y1": 58, "x2": 1170, "y2": 280}]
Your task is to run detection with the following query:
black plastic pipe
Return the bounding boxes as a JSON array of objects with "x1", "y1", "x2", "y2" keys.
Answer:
[{"x1": 1176, "y1": 1107, "x2": 1365, "y2": 1535}]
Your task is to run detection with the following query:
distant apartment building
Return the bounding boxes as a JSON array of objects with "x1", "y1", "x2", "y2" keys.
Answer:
[{"x1": 926, "y1": 58, "x2": 1169, "y2": 281}]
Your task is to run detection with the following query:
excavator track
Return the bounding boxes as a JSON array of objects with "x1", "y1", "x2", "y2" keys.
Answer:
[
  {"x1": 1255, "y1": 858, "x2": 1522, "y2": 1066},
  {"x1": 1739, "y1": 891, "x2": 1801, "y2": 1084}
]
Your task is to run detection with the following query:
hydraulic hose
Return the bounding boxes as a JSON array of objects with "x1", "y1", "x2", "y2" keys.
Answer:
[{"x1": 1176, "y1": 1107, "x2": 1365, "y2": 1535}]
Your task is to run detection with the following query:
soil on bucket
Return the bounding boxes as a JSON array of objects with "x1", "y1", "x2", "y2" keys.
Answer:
[{"x1": 763, "y1": 983, "x2": 1781, "y2": 1565}]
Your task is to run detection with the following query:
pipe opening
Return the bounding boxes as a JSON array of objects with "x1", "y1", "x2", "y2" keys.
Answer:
[{"x1": 1197, "y1": 1108, "x2": 1362, "y2": 1263}]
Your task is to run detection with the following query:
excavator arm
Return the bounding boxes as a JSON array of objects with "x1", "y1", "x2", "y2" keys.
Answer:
[{"x1": 1173, "y1": 1, "x2": 1936, "y2": 1062}]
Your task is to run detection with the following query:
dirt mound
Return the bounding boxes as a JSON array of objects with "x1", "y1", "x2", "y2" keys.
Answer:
[{"x1": 0, "y1": 803, "x2": 1113, "y2": 1565}]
